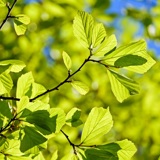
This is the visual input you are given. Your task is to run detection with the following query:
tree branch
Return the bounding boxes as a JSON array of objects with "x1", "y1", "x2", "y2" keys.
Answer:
[
  {"x1": 61, "y1": 130, "x2": 77, "y2": 155},
  {"x1": 0, "y1": 0, "x2": 17, "y2": 30},
  {"x1": 30, "y1": 54, "x2": 91, "y2": 102}
]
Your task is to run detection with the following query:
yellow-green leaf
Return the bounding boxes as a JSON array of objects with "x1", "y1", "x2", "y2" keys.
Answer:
[
  {"x1": 107, "y1": 69, "x2": 140, "y2": 102},
  {"x1": 103, "y1": 40, "x2": 156, "y2": 73},
  {"x1": 62, "y1": 51, "x2": 72, "y2": 70},
  {"x1": 14, "y1": 20, "x2": 27, "y2": 36},
  {"x1": 116, "y1": 139, "x2": 137, "y2": 160},
  {"x1": 0, "y1": 0, "x2": 5, "y2": 7},
  {"x1": 81, "y1": 107, "x2": 113, "y2": 145},
  {"x1": 0, "y1": 60, "x2": 26, "y2": 73},
  {"x1": 71, "y1": 81, "x2": 89, "y2": 95},
  {"x1": 15, "y1": 14, "x2": 30, "y2": 25},
  {"x1": 0, "y1": 72, "x2": 13, "y2": 95},
  {"x1": 92, "y1": 23, "x2": 106, "y2": 48},
  {"x1": 93, "y1": 34, "x2": 117, "y2": 57},
  {"x1": 73, "y1": 11, "x2": 94, "y2": 48}
]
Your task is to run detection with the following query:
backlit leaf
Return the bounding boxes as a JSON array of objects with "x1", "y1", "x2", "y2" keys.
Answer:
[
  {"x1": 107, "y1": 69, "x2": 140, "y2": 102},
  {"x1": 14, "y1": 20, "x2": 27, "y2": 36},
  {"x1": 0, "y1": 0, "x2": 5, "y2": 7},
  {"x1": 116, "y1": 139, "x2": 137, "y2": 160},
  {"x1": 15, "y1": 14, "x2": 30, "y2": 25},
  {"x1": 73, "y1": 11, "x2": 94, "y2": 48},
  {"x1": 20, "y1": 126, "x2": 47, "y2": 152},
  {"x1": 93, "y1": 34, "x2": 117, "y2": 57},
  {"x1": 62, "y1": 51, "x2": 72, "y2": 70},
  {"x1": 0, "y1": 72, "x2": 13, "y2": 95},
  {"x1": 92, "y1": 23, "x2": 106, "y2": 48},
  {"x1": 16, "y1": 72, "x2": 34, "y2": 98},
  {"x1": 66, "y1": 108, "x2": 82, "y2": 127},
  {"x1": 81, "y1": 107, "x2": 113, "y2": 145},
  {"x1": 71, "y1": 81, "x2": 89, "y2": 95},
  {"x1": 103, "y1": 40, "x2": 156, "y2": 73},
  {"x1": 0, "y1": 60, "x2": 25, "y2": 73},
  {"x1": 114, "y1": 55, "x2": 147, "y2": 67}
]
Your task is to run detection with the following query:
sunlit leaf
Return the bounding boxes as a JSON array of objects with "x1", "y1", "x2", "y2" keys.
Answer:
[
  {"x1": 15, "y1": 14, "x2": 30, "y2": 25},
  {"x1": 92, "y1": 23, "x2": 106, "y2": 48},
  {"x1": 0, "y1": 72, "x2": 13, "y2": 95},
  {"x1": 114, "y1": 55, "x2": 147, "y2": 67},
  {"x1": 0, "y1": 60, "x2": 26, "y2": 73},
  {"x1": 31, "y1": 82, "x2": 49, "y2": 103},
  {"x1": 50, "y1": 150, "x2": 58, "y2": 160},
  {"x1": 116, "y1": 139, "x2": 137, "y2": 160},
  {"x1": 81, "y1": 107, "x2": 113, "y2": 145},
  {"x1": 103, "y1": 40, "x2": 156, "y2": 73},
  {"x1": 16, "y1": 72, "x2": 34, "y2": 98},
  {"x1": 66, "y1": 108, "x2": 82, "y2": 127},
  {"x1": 73, "y1": 11, "x2": 94, "y2": 48},
  {"x1": 107, "y1": 69, "x2": 140, "y2": 102},
  {"x1": 0, "y1": 0, "x2": 5, "y2": 7},
  {"x1": 20, "y1": 126, "x2": 47, "y2": 152},
  {"x1": 50, "y1": 108, "x2": 66, "y2": 133},
  {"x1": 71, "y1": 81, "x2": 89, "y2": 95},
  {"x1": 93, "y1": 34, "x2": 117, "y2": 57},
  {"x1": 62, "y1": 51, "x2": 72, "y2": 70},
  {"x1": 14, "y1": 20, "x2": 27, "y2": 36}
]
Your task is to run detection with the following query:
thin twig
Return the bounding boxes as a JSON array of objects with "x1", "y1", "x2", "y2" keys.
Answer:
[
  {"x1": 61, "y1": 130, "x2": 77, "y2": 155},
  {"x1": 0, "y1": 114, "x2": 17, "y2": 133},
  {"x1": 0, "y1": 0, "x2": 17, "y2": 30},
  {"x1": 0, "y1": 96, "x2": 20, "y2": 101},
  {"x1": 30, "y1": 55, "x2": 91, "y2": 102}
]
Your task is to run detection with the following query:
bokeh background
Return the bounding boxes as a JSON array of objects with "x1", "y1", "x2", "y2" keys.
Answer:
[{"x1": 0, "y1": 0, "x2": 160, "y2": 159}]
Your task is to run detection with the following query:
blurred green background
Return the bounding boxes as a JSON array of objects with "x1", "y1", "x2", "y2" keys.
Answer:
[{"x1": 0, "y1": 0, "x2": 160, "y2": 159}]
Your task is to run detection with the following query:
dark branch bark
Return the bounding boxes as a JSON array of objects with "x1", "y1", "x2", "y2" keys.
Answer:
[{"x1": 0, "y1": 0, "x2": 17, "y2": 30}]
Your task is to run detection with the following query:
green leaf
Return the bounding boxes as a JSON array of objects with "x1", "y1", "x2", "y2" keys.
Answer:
[
  {"x1": 31, "y1": 82, "x2": 49, "y2": 103},
  {"x1": 92, "y1": 23, "x2": 106, "y2": 48},
  {"x1": 66, "y1": 108, "x2": 82, "y2": 127},
  {"x1": 93, "y1": 34, "x2": 117, "y2": 57},
  {"x1": 114, "y1": 55, "x2": 147, "y2": 67},
  {"x1": 0, "y1": 72, "x2": 13, "y2": 95},
  {"x1": 50, "y1": 108, "x2": 66, "y2": 133},
  {"x1": 62, "y1": 51, "x2": 72, "y2": 70},
  {"x1": 17, "y1": 96, "x2": 30, "y2": 114},
  {"x1": 107, "y1": 69, "x2": 140, "y2": 102},
  {"x1": 81, "y1": 107, "x2": 113, "y2": 145},
  {"x1": 116, "y1": 139, "x2": 137, "y2": 160},
  {"x1": 103, "y1": 40, "x2": 156, "y2": 73},
  {"x1": 16, "y1": 72, "x2": 34, "y2": 98},
  {"x1": 26, "y1": 110, "x2": 57, "y2": 135},
  {"x1": 0, "y1": 60, "x2": 26, "y2": 73},
  {"x1": 85, "y1": 148, "x2": 117, "y2": 160},
  {"x1": 0, "y1": 101, "x2": 12, "y2": 119},
  {"x1": 0, "y1": 0, "x2": 5, "y2": 7},
  {"x1": 71, "y1": 81, "x2": 89, "y2": 95},
  {"x1": 14, "y1": 20, "x2": 27, "y2": 36},
  {"x1": 15, "y1": 14, "x2": 30, "y2": 25},
  {"x1": 73, "y1": 11, "x2": 94, "y2": 48},
  {"x1": 50, "y1": 150, "x2": 58, "y2": 160},
  {"x1": 20, "y1": 126, "x2": 47, "y2": 152}
]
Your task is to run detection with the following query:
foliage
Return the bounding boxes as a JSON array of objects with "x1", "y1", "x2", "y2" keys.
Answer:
[{"x1": 0, "y1": 0, "x2": 157, "y2": 160}]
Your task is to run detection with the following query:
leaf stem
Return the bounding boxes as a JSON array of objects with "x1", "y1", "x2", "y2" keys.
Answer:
[{"x1": 0, "y1": 0, "x2": 17, "y2": 30}]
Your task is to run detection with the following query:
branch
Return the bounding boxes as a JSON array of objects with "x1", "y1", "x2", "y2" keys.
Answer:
[
  {"x1": 0, "y1": 0, "x2": 17, "y2": 30},
  {"x1": 0, "y1": 114, "x2": 17, "y2": 133},
  {"x1": 30, "y1": 54, "x2": 91, "y2": 102},
  {"x1": 61, "y1": 130, "x2": 77, "y2": 155},
  {"x1": 0, "y1": 96, "x2": 20, "y2": 101}
]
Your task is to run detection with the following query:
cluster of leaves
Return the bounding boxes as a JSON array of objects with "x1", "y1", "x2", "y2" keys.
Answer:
[{"x1": 0, "y1": 2, "x2": 156, "y2": 160}]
